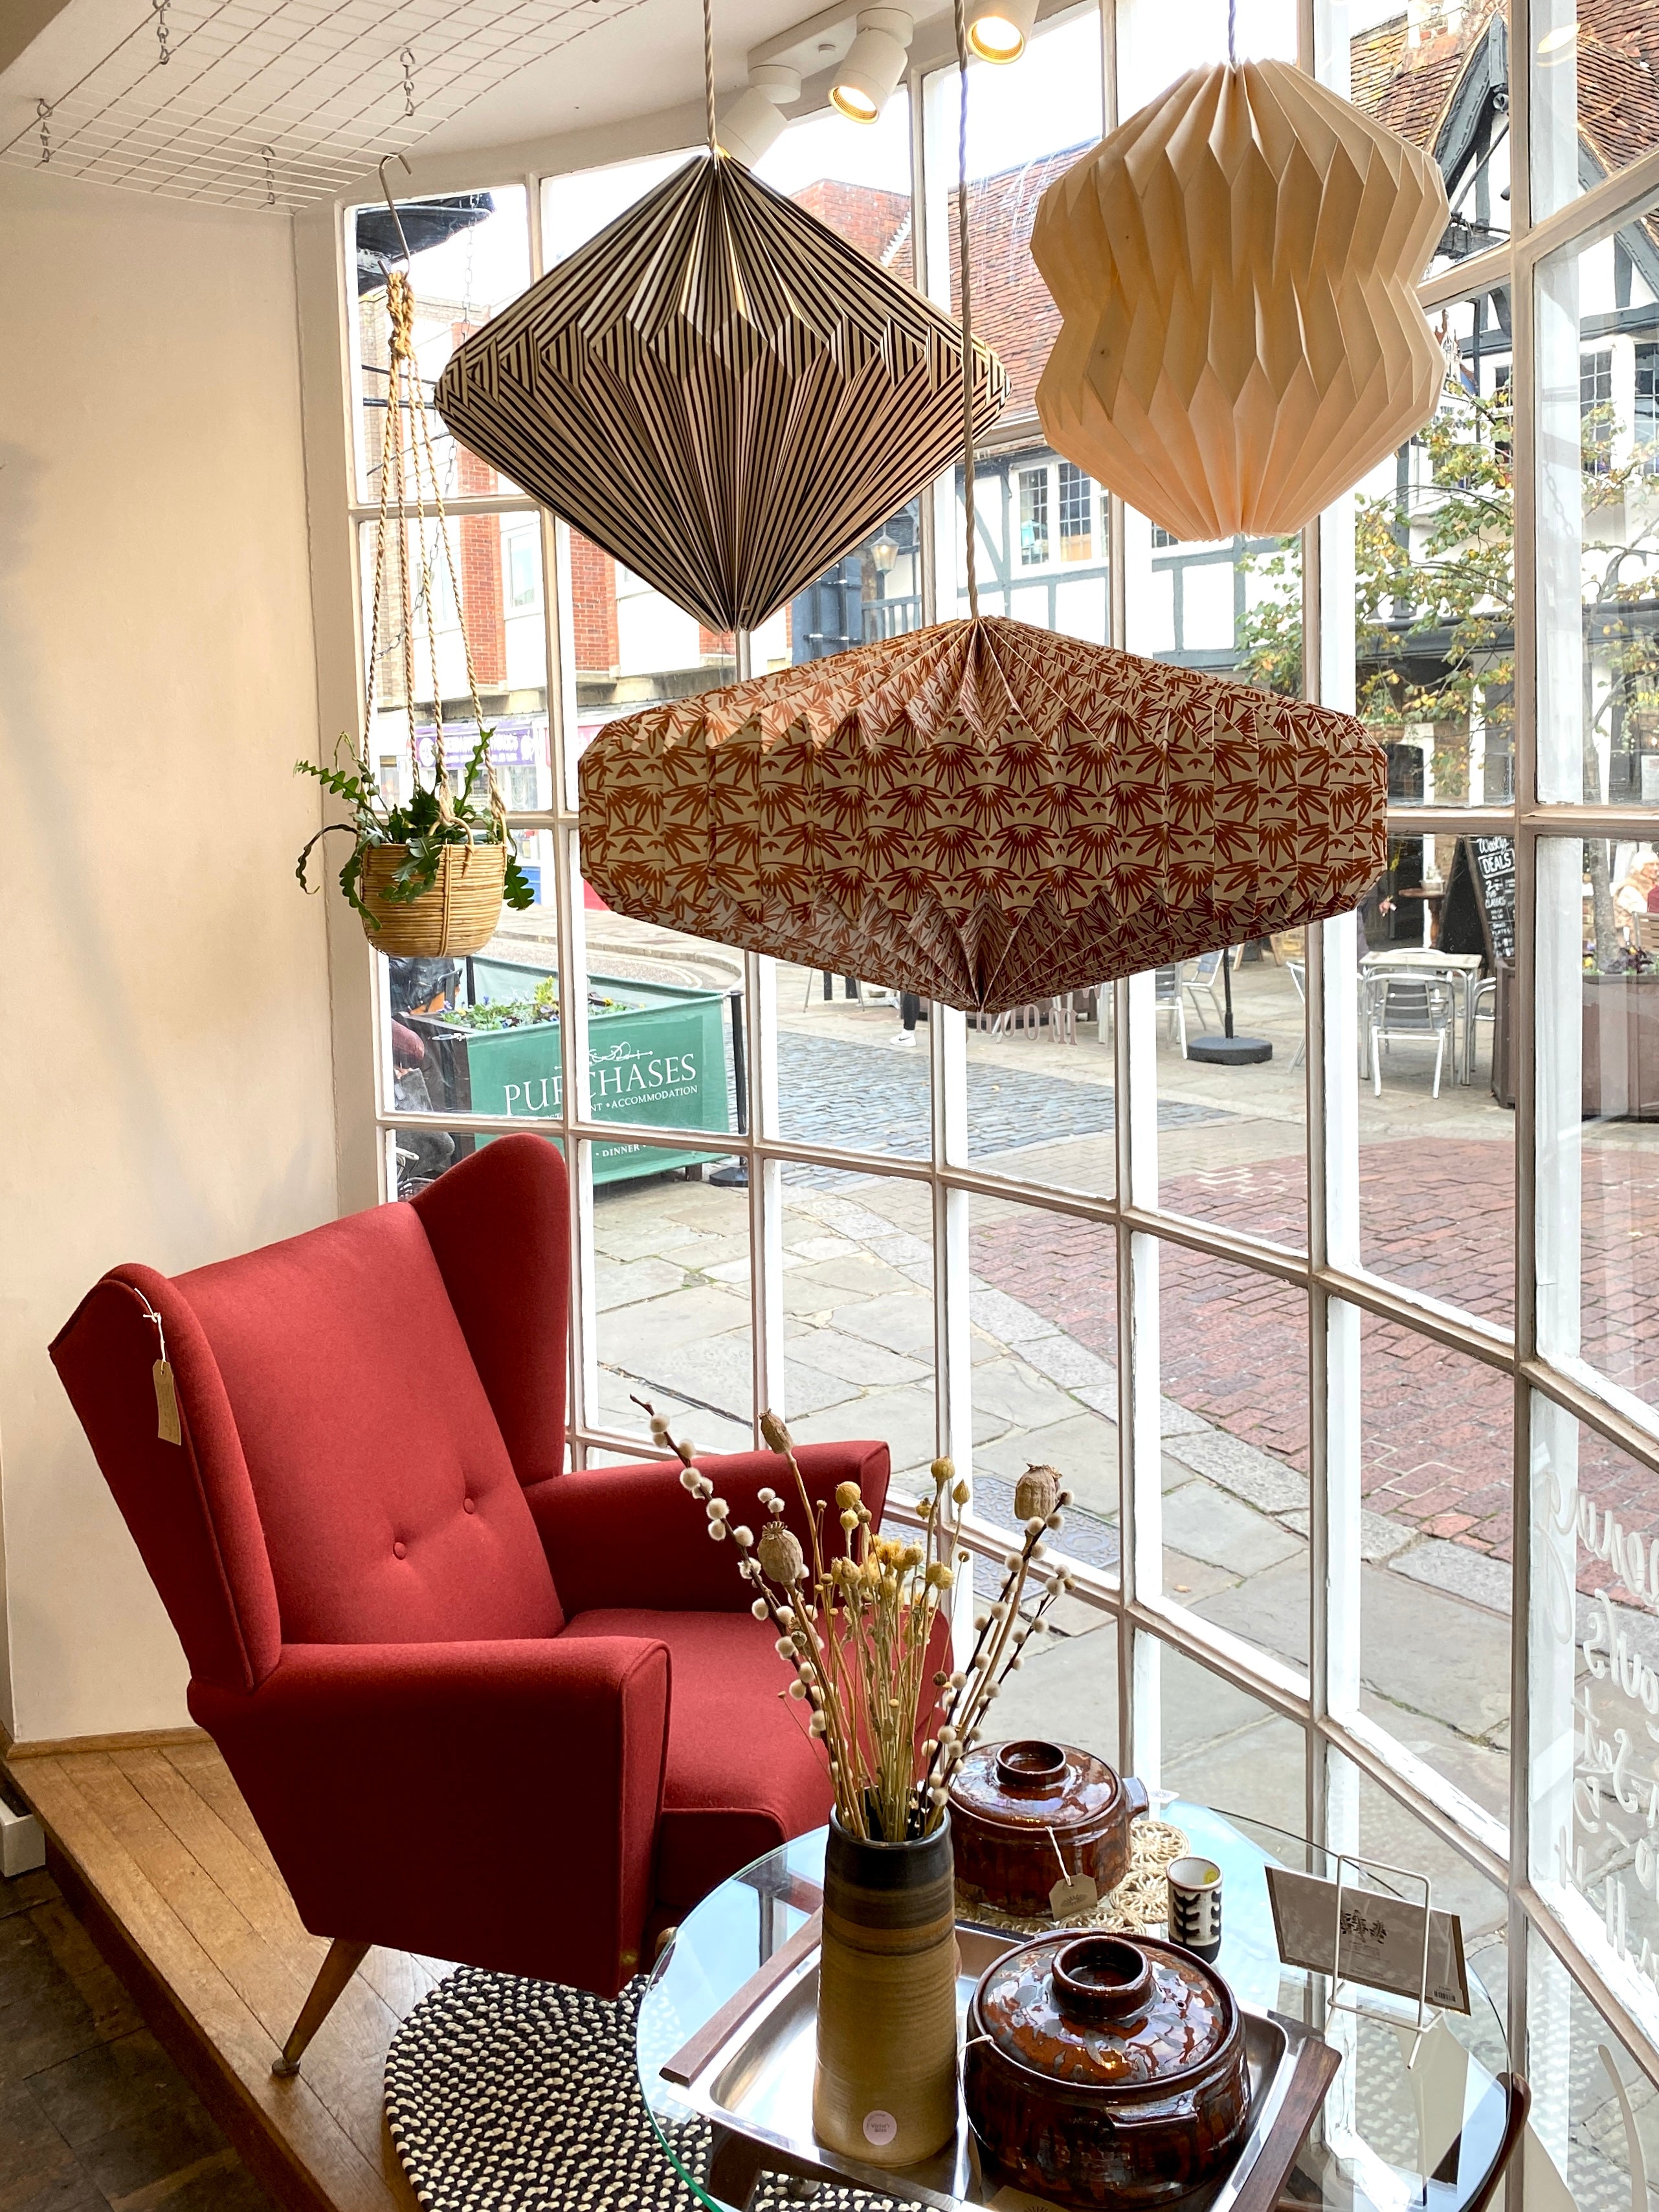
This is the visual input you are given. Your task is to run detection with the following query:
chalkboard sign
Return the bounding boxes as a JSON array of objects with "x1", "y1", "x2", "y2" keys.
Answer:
[
  {"x1": 1471, "y1": 835, "x2": 1517, "y2": 962},
  {"x1": 1440, "y1": 836, "x2": 1515, "y2": 967}
]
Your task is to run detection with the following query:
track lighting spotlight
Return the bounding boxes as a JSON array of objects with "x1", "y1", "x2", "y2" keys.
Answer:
[
  {"x1": 717, "y1": 63, "x2": 801, "y2": 166},
  {"x1": 964, "y1": 0, "x2": 1036, "y2": 61},
  {"x1": 830, "y1": 7, "x2": 913, "y2": 122}
]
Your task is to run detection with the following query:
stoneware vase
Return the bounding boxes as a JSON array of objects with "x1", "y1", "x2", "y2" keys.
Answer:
[{"x1": 814, "y1": 1812, "x2": 959, "y2": 2168}]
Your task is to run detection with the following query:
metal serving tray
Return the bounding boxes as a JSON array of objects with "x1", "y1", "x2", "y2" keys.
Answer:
[{"x1": 660, "y1": 1923, "x2": 1340, "y2": 2212}]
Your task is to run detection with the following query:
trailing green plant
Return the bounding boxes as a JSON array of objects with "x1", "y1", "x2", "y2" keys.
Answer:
[
  {"x1": 295, "y1": 730, "x2": 535, "y2": 927},
  {"x1": 436, "y1": 979, "x2": 625, "y2": 1030}
]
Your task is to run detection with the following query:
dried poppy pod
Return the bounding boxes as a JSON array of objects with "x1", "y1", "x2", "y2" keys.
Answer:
[
  {"x1": 578, "y1": 615, "x2": 1386, "y2": 1017},
  {"x1": 1030, "y1": 60, "x2": 1449, "y2": 540},
  {"x1": 758, "y1": 1523, "x2": 807, "y2": 1587},
  {"x1": 1014, "y1": 1465, "x2": 1061, "y2": 1523}
]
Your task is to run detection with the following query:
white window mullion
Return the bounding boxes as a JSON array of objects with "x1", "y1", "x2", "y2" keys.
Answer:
[
  {"x1": 746, "y1": 944, "x2": 784, "y2": 1439},
  {"x1": 1119, "y1": 970, "x2": 1162, "y2": 1787}
]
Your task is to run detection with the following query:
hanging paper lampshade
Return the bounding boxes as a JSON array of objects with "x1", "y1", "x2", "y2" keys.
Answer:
[
  {"x1": 435, "y1": 153, "x2": 1008, "y2": 633},
  {"x1": 1029, "y1": 60, "x2": 1449, "y2": 543},
  {"x1": 578, "y1": 615, "x2": 1386, "y2": 1017}
]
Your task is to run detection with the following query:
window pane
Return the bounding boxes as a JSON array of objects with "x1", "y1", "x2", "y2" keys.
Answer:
[
  {"x1": 779, "y1": 1167, "x2": 939, "y2": 1478},
  {"x1": 926, "y1": 4, "x2": 1104, "y2": 419},
  {"x1": 1146, "y1": 944, "x2": 1309, "y2": 1248},
  {"x1": 1325, "y1": 1746, "x2": 1511, "y2": 2026},
  {"x1": 592, "y1": 1169, "x2": 755, "y2": 1454},
  {"x1": 1345, "y1": 861, "x2": 1516, "y2": 1326},
  {"x1": 1529, "y1": 1401, "x2": 1659, "y2": 2006},
  {"x1": 1354, "y1": 285, "x2": 1516, "y2": 812},
  {"x1": 752, "y1": 102, "x2": 913, "y2": 283},
  {"x1": 1161, "y1": 1643, "x2": 1306, "y2": 1837},
  {"x1": 1530, "y1": 1934, "x2": 1659, "y2": 2212},
  {"x1": 569, "y1": 527, "x2": 735, "y2": 753},
  {"x1": 965, "y1": 1197, "x2": 1117, "y2": 1546},
  {"x1": 960, "y1": 443, "x2": 1112, "y2": 639},
  {"x1": 350, "y1": 186, "x2": 529, "y2": 503},
  {"x1": 1537, "y1": 200, "x2": 1659, "y2": 807},
  {"x1": 1156, "y1": 1252, "x2": 1309, "y2": 1681},
  {"x1": 541, "y1": 149, "x2": 696, "y2": 260},
  {"x1": 992, "y1": 1602, "x2": 1120, "y2": 1778},
  {"x1": 966, "y1": 1195, "x2": 1119, "y2": 1580},
  {"x1": 357, "y1": 518, "x2": 552, "y2": 817},
  {"x1": 1537, "y1": 834, "x2": 1659, "y2": 1406},
  {"x1": 1530, "y1": 0, "x2": 1659, "y2": 227},
  {"x1": 1353, "y1": 1311, "x2": 1513, "y2": 1825},
  {"x1": 964, "y1": 992, "x2": 1116, "y2": 1197},
  {"x1": 1357, "y1": 3, "x2": 1511, "y2": 254}
]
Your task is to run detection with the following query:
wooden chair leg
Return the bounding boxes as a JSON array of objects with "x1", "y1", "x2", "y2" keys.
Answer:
[{"x1": 271, "y1": 1937, "x2": 370, "y2": 2077}]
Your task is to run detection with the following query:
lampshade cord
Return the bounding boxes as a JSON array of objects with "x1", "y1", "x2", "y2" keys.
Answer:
[
  {"x1": 704, "y1": 0, "x2": 717, "y2": 154},
  {"x1": 1227, "y1": 0, "x2": 1236, "y2": 68},
  {"x1": 953, "y1": 0, "x2": 979, "y2": 619}
]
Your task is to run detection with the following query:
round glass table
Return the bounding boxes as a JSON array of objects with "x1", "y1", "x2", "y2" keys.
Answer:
[{"x1": 637, "y1": 1800, "x2": 1522, "y2": 2212}]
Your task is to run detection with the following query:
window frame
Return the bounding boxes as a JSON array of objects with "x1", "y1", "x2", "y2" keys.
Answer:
[{"x1": 312, "y1": 0, "x2": 1659, "y2": 2120}]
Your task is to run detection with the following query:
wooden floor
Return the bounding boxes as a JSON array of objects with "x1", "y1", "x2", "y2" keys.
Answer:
[{"x1": 3, "y1": 1742, "x2": 435, "y2": 2212}]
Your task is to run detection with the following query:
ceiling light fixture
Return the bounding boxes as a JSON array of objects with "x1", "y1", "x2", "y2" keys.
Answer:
[
  {"x1": 717, "y1": 62, "x2": 801, "y2": 165},
  {"x1": 830, "y1": 7, "x2": 913, "y2": 122},
  {"x1": 965, "y1": 0, "x2": 1036, "y2": 63}
]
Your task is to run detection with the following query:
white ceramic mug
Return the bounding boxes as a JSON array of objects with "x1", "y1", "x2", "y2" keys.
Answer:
[{"x1": 1167, "y1": 1855, "x2": 1223, "y2": 1961}]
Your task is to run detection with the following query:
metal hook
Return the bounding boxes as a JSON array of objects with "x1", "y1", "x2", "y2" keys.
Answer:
[{"x1": 377, "y1": 151, "x2": 413, "y2": 265}]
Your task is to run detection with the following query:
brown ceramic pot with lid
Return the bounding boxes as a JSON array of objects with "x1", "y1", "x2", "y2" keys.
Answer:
[
  {"x1": 963, "y1": 1931, "x2": 1249, "y2": 2209},
  {"x1": 950, "y1": 1738, "x2": 1150, "y2": 1918}
]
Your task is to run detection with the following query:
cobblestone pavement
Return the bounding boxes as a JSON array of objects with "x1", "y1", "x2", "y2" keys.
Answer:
[{"x1": 774, "y1": 1028, "x2": 1225, "y2": 1182}]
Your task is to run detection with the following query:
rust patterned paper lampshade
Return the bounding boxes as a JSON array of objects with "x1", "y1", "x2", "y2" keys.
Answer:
[
  {"x1": 579, "y1": 616, "x2": 1386, "y2": 1017},
  {"x1": 1029, "y1": 61, "x2": 1450, "y2": 543},
  {"x1": 435, "y1": 151, "x2": 1008, "y2": 633}
]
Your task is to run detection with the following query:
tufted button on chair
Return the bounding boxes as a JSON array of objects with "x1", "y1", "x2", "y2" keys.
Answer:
[{"x1": 51, "y1": 1134, "x2": 887, "y2": 2077}]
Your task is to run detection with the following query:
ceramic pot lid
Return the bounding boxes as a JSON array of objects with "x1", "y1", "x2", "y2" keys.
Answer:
[
  {"x1": 975, "y1": 1934, "x2": 1234, "y2": 2090},
  {"x1": 951, "y1": 1738, "x2": 1124, "y2": 1835}
]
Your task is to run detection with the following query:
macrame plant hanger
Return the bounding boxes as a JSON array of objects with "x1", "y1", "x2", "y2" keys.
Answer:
[{"x1": 352, "y1": 155, "x2": 511, "y2": 957}]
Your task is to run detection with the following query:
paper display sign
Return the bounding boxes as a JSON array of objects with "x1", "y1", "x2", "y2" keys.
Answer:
[{"x1": 1266, "y1": 1868, "x2": 1471, "y2": 2014}]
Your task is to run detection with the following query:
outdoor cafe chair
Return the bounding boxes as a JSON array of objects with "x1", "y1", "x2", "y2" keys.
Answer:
[
  {"x1": 1468, "y1": 973, "x2": 1497, "y2": 1079},
  {"x1": 1367, "y1": 974, "x2": 1457, "y2": 1098},
  {"x1": 1286, "y1": 958, "x2": 1307, "y2": 1070},
  {"x1": 1153, "y1": 965, "x2": 1189, "y2": 1055}
]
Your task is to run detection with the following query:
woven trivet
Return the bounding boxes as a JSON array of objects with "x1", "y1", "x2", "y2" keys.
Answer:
[{"x1": 960, "y1": 1816, "x2": 1190, "y2": 1936}]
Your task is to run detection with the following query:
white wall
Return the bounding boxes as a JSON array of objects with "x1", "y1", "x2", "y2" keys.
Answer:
[{"x1": 0, "y1": 168, "x2": 336, "y2": 1743}]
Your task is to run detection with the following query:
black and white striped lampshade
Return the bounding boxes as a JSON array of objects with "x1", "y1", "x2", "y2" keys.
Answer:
[{"x1": 435, "y1": 150, "x2": 1008, "y2": 634}]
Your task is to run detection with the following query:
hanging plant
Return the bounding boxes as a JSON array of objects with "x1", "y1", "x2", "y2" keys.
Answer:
[{"x1": 296, "y1": 253, "x2": 533, "y2": 957}]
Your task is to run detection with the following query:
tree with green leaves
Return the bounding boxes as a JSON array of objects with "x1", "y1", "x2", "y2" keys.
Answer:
[{"x1": 1238, "y1": 355, "x2": 1659, "y2": 969}]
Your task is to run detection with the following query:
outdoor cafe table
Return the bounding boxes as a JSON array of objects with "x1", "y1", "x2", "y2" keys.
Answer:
[{"x1": 1361, "y1": 950, "x2": 1486, "y2": 1085}]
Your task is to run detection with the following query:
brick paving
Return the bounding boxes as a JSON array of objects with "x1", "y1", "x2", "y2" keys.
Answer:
[{"x1": 971, "y1": 1134, "x2": 1659, "y2": 1562}]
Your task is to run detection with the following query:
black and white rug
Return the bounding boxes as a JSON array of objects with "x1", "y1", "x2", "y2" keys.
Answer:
[{"x1": 384, "y1": 1969, "x2": 900, "y2": 2212}]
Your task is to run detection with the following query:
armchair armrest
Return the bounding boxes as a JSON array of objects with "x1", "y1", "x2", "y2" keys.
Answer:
[
  {"x1": 526, "y1": 1439, "x2": 892, "y2": 1615},
  {"x1": 191, "y1": 1635, "x2": 669, "y2": 1998}
]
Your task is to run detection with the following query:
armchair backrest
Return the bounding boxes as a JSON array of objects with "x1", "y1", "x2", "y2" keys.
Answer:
[{"x1": 51, "y1": 1136, "x2": 572, "y2": 1692}]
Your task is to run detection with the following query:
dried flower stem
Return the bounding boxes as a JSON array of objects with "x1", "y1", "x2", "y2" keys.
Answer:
[{"x1": 639, "y1": 1397, "x2": 1067, "y2": 1841}]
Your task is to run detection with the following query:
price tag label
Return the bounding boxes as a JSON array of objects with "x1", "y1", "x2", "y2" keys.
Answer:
[{"x1": 1049, "y1": 1873, "x2": 1100, "y2": 1919}]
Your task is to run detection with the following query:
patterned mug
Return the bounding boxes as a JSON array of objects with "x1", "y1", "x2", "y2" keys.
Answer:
[{"x1": 1167, "y1": 1856, "x2": 1223, "y2": 1962}]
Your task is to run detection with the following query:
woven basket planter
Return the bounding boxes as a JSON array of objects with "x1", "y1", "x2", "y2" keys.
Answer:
[{"x1": 357, "y1": 841, "x2": 506, "y2": 958}]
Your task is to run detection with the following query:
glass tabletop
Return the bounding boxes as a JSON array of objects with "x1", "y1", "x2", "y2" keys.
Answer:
[{"x1": 637, "y1": 1800, "x2": 1515, "y2": 2212}]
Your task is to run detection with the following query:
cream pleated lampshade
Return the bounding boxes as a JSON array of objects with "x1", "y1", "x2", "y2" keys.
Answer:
[{"x1": 1030, "y1": 60, "x2": 1450, "y2": 542}]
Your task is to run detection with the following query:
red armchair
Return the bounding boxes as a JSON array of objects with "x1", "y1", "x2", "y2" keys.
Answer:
[{"x1": 50, "y1": 1134, "x2": 886, "y2": 2073}]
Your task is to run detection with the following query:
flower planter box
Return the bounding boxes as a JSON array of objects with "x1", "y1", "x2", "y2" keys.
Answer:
[
  {"x1": 1492, "y1": 962, "x2": 1659, "y2": 1119},
  {"x1": 412, "y1": 957, "x2": 733, "y2": 1184}
]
